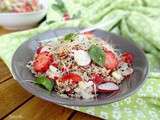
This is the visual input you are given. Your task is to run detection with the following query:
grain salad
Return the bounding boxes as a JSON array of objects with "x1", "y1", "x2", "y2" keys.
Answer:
[
  {"x1": 27, "y1": 32, "x2": 134, "y2": 99},
  {"x1": 0, "y1": 0, "x2": 42, "y2": 13}
]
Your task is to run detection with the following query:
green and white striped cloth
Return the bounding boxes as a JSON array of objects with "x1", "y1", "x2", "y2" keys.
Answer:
[{"x1": 1, "y1": 0, "x2": 160, "y2": 119}]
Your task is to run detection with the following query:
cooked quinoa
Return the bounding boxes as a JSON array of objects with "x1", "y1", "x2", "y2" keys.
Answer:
[{"x1": 27, "y1": 33, "x2": 134, "y2": 99}]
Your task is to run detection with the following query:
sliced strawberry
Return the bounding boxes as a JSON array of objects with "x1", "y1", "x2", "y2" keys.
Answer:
[
  {"x1": 92, "y1": 74, "x2": 105, "y2": 84},
  {"x1": 61, "y1": 73, "x2": 82, "y2": 84},
  {"x1": 63, "y1": 12, "x2": 70, "y2": 21},
  {"x1": 33, "y1": 52, "x2": 53, "y2": 73},
  {"x1": 82, "y1": 32, "x2": 93, "y2": 39},
  {"x1": 97, "y1": 82, "x2": 119, "y2": 93},
  {"x1": 23, "y1": 1, "x2": 33, "y2": 12},
  {"x1": 122, "y1": 52, "x2": 134, "y2": 64},
  {"x1": 24, "y1": 5, "x2": 33, "y2": 12},
  {"x1": 105, "y1": 51, "x2": 118, "y2": 70}
]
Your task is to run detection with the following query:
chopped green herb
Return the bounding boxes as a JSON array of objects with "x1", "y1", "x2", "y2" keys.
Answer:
[
  {"x1": 88, "y1": 45, "x2": 105, "y2": 66},
  {"x1": 34, "y1": 76, "x2": 54, "y2": 92},
  {"x1": 64, "y1": 33, "x2": 77, "y2": 42}
]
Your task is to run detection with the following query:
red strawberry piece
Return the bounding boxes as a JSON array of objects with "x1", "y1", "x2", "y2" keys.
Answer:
[
  {"x1": 61, "y1": 73, "x2": 82, "y2": 84},
  {"x1": 23, "y1": 1, "x2": 33, "y2": 12},
  {"x1": 53, "y1": 74, "x2": 59, "y2": 80},
  {"x1": 82, "y1": 32, "x2": 94, "y2": 39},
  {"x1": 122, "y1": 52, "x2": 134, "y2": 64},
  {"x1": 51, "y1": 62, "x2": 59, "y2": 68},
  {"x1": 32, "y1": 0, "x2": 38, "y2": 6},
  {"x1": 105, "y1": 51, "x2": 118, "y2": 70},
  {"x1": 33, "y1": 52, "x2": 53, "y2": 73},
  {"x1": 92, "y1": 74, "x2": 105, "y2": 84},
  {"x1": 54, "y1": 76, "x2": 59, "y2": 80},
  {"x1": 63, "y1": 12, "x2": 70, "y2": 21},
  {"x1": 97, "y1": 82, "x2": 119, "y2": 93},
  {"x1": 24, "y1": 5, "x2": 33, "y2": 12}
]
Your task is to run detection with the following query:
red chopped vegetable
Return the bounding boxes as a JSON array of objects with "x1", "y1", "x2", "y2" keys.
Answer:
[
  {"x1": 32, "y1": 0, "x2": 38, "y2": 7},
  {"x1": 51, "y1": 62, "x2": 59, "y2": 68},
  {"x1": 92, "y1": 74, "x2": 105, "y2": 84},
  {"x1": 24, "y1": 3, "x2": 33, "y2": 12},
  {"x1": 122, "y1": 52, "x2": 134, "y2": 64},
  {"x1": 63, "y1": 12, "x2": 70, "y2": 21},
  {"x1": 83, "y1": 32, "x2": 94, "y2": 38},
  {"x1": 105, "y1": 51, "x2": 118, "y2": 70},
  {"x1": 61, "y1": 73, "x2": 82, "y2": 84},
  {"x1": 33, "y1": 52, "x2": 53, "y2": 73}
]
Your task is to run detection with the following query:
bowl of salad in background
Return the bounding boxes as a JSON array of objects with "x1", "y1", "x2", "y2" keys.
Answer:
[{"x1": 0, "y1": 0, "x2": 48, "y2": 30}]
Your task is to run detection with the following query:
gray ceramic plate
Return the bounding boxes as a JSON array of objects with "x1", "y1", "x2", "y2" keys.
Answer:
[{"x1": 11, "y1": 27, "x2": 148, "y2": 106}]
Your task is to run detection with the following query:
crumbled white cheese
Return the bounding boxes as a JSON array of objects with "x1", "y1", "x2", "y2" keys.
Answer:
[
  {"x1": 112, "y1": 70, "x2": 124, "y2": 80},
  {"x1": 75, "y1": 81, "x2": 94, "y2": 99},
  {"x1": 46, "y1": 65, "x2": 61, "y2": 79},
  {"x1": 121, "y1": 68, "x2": 133, "y2": 76},
  {"x1": 78, "y1": 81, "x2": 93, "y2": 89},
  {"x1": 119, "y1": 62, "x2": 129, "y2": 70}
]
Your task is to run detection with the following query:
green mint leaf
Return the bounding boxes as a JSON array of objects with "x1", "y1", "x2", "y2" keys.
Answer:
[
  {"x1": 35, "y1": 76, "x2": 54, "y2": 92},
  {"x1": 88, "y1": 45, "x2": 105, "y2": 66},
  {"x1": 64, "y1": 33, "x2": 77, "y2": 42}
]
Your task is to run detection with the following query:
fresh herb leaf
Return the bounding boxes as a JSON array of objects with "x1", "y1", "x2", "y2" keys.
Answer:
[
  {"x1": 46, "y1": 20, "x2": 55, "y2": 25},
  {"x1": 52, "y1": 4, "x2": 61, "y2": 11},
  {"x1": 55, "y1": 0, "x2": 65, "y2": 7},
  {"x1": 88, "y1": 45, "x2": 105, "y2": 66},
  {"x1": 34, "y1": 76, "x2": 54, "y2": 92},
  {"x1": 64, "y1": 33, "x2": 77, "y2": 42},
  {"x1": 72, "y1": 11, "x2": 81, "y2": 19},
  {"x1": 52, "y1": 0, "x2": 67, "y2": 13}
]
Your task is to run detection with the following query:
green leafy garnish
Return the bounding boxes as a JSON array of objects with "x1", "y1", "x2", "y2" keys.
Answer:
[
  {"x1": 34, "y1": 76, "x2": 54, "y2": 92},
  {"x1": 46, "y1": 20, "x2": 55, "y2": 25},
  {"x1": 72, "y1": 11, "x2": 81, "y2": 19},
  {"x1": 88, "y1": 45, "x2": 105, "y2": 66},
  {"x1": 52, "y1": 0, "x2": 67, "y2": 13},
  {"x1": 64, "y1": 33, "x2": 77, "y2": 42}
]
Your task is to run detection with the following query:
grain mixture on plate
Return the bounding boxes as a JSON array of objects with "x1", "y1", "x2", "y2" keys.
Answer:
[{"x1": 27, "y1": 33, "x2": 134, "y2": 99}]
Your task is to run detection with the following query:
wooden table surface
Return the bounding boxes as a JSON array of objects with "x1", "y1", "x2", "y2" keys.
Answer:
[{"x1": 0, "y1": 27, "x2": 102, "y2": 120}]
